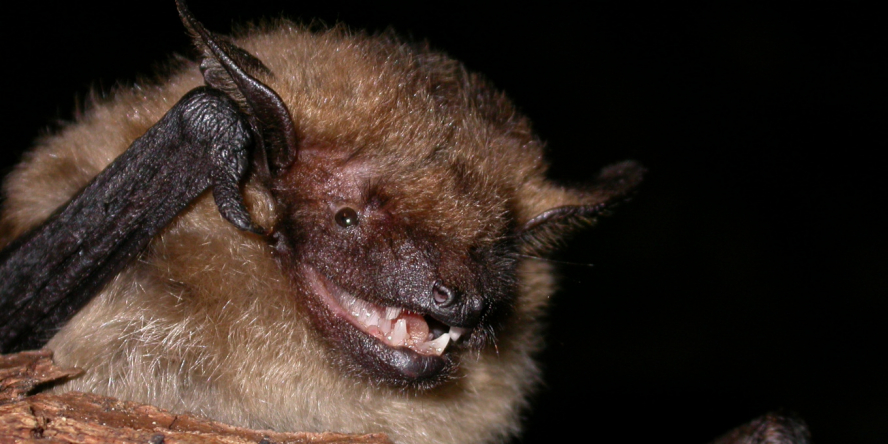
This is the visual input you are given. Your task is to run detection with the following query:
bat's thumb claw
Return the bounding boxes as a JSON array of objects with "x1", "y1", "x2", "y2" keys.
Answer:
[
  {"x1": 246, "y1": 223, "x2": 269, "y2": 236},
  {"x1": 218, "y1": 204, "x2": 265, "y2": 235},
  {"x1": 221, "y1": 210, "x2": 268, "y2": 236},
  {"x1": 212, "y1": 185, "x2": 265, "y2": 235}
]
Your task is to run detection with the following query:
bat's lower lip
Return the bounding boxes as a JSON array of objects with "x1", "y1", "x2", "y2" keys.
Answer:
[{"x1": 302, "y1": 266, "x2": 456, "y2": 387}]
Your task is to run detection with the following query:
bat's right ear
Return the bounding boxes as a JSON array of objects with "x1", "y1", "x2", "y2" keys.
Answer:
[
  {"x1": 176, "y1": 0, "x2": 298, "y2": 178},
  {"x1": 517, "y1": 160, "x2": 645, "y2": 255}
]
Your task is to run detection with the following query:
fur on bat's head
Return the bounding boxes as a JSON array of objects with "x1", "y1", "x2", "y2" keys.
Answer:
[{"x1": 173, "y1": 1, "x2": 643, "y2": 389}]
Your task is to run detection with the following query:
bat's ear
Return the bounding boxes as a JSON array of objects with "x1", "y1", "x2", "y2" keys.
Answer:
[
  {"x1": 176, "y1": 0, "x2": 298, "y2": 178},
  {"x1": 517, "y1": 160, "x2": 645, "y2": 255}
]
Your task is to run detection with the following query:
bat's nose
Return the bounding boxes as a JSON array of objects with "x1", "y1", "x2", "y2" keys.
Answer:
[
  {"x1": 432, "y1": 281, "x2": 456, "y2": 306},
  {"x1": 428, "y1": 281, "x2": 483, "y2": 328}
]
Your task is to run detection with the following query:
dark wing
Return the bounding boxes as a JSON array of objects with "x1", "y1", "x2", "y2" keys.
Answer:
[
  {"x1": 0, "y1": 86, "x2": 258, "y2": 353},
  {"x1": 0, "y1": 0, "x2": 298, "y2": 353}
]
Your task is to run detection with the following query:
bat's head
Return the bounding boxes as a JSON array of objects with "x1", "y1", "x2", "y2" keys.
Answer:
[
  {"x1": 271, "y1": 147, "x2": 518, "y2": 387},
  {"x1": 178, "y1": 1, "x2": 643, "y2": 389}
]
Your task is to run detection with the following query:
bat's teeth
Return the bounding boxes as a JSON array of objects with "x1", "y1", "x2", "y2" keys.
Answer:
[
  {"x1": 448, "y1": 326, "x2": 468, "y2": 342},
  {"x1": 310, "y1": 267, "x2": 454, "y2": 355},
  {"x1": 384, "y1": 307, "x2": 402, "y2": 320},
  {"x1": 349, "y1": 298, "x2": 366, "y2": 318},
  {"x1": 430, "y1": 332, "x2": 450, "y2": 354},
  {"x1": 390, "y1": 319, "x2": 408, "y2": 346},
  {"x1": 420, "y1": 333, "x2": 451, "y2": 356},
  {"x1": 379, "y1": 318, "x2": 392, "y2": 334},
  {"x1": 367, "y1": 310, "x2": 380, "y2": 327}
]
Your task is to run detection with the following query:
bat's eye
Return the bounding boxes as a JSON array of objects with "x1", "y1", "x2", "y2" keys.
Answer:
[{"x1": 334, "y1": 207, "x2": 359, "y2": 228}]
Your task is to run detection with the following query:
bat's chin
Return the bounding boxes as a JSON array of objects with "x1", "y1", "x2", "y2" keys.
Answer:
[{"x1": 302, "y1": 266, "x2": 469, "y2": 388}]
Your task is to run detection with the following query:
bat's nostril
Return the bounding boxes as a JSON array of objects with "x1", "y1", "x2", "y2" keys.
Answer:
[{"x1": 432, "y1": 281, "x2": 456, "y2": 307}]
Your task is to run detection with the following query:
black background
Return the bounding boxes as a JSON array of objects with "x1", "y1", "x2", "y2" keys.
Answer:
[{"x1": 2, "y1": 3, "x2": 885, "y2": 443}]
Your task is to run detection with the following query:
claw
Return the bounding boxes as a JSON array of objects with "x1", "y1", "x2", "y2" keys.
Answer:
[{"x1": 212, "y1": 182, "x2": 265, "y2": 235}]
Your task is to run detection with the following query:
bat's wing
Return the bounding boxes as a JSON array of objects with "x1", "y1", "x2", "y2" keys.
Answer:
[
  {"x1": 0, "y1": 86, "x2": 258, "y2": 353},
  {"x1": 0, "y1": 1, "x2": 297, "y2": 353}
]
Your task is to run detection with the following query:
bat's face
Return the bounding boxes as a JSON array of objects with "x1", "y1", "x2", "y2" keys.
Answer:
[{"x1": 270, "y1": 143, "x2": 521, "y2": 387}]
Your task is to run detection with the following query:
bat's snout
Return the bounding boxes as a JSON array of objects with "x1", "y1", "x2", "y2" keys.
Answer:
[{"x1": 427, "y1": 281, "x2": 484, "y2": 329}]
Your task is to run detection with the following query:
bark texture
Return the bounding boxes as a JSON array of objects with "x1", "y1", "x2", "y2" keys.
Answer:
[{"x1": 0, "y1": 350, "x2": 390, "y2": 444}]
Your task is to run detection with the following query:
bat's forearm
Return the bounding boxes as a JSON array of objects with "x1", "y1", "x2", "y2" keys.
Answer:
[{"x1": 0, "y1": 87, "x2": 253, "y2": 353}]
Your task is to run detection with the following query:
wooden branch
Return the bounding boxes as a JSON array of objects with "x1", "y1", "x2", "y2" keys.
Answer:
[
  {"x1": 1, "y1": 350, "x2": 82, "y2": 400},
  {"x1": 0, "y1": 350, "x2": 391, "y2": 444},
  {"x1": 2, "y1": 350, "x2": 811, "y2": 444}
]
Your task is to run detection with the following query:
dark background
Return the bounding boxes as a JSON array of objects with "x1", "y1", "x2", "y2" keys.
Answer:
[{"x1": 2, "y1": 3, "x2": 885, "y2": 443}]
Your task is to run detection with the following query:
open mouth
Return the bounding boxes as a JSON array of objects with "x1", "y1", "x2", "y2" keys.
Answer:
[{"x1": 305, "y1": 267, "x2": 470, "y2": 357}]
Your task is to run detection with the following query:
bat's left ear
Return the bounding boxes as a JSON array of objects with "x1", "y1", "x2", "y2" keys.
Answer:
[
  {"x1": 517, "y1": 160, "x2": 645, "y2": 255},
  {"x1": 176, "y1": 0, "x2": 298, "y2": 179}
]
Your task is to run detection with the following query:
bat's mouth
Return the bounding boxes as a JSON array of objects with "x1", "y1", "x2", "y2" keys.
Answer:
[{"x1": 303, "y1": 266, "x2": 469, "y2": 386}]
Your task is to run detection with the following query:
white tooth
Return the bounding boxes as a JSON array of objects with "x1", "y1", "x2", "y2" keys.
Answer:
[
  {"x1": 448, "y1": 326, "x2": 468, "y2": 342},
  {"x1": 385, "y1": 307, "x2": 402, "y2": 320},
  {"x1": 360, "y1": 301, "x2": 373, "y2": 318},
  {"x1": 380, "y1": 319, "x2": 392, "y2": 335},
  {"x1": 350, "y1": 299, "x2": 362, "y2": 317},
  {"x1": 368, "y1": 311, "x2": 380, "y2": 327},
  {"x1": 391, "y1": 319, "x2": 407, "y2": 346},
  {"x1": 427, "y1": 333, "x2": 450, "y2": 355}
]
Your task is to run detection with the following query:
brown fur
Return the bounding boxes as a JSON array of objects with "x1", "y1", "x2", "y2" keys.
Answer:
[{"x1": 0, "y1": 21, "x2": 630, "y2": 444}]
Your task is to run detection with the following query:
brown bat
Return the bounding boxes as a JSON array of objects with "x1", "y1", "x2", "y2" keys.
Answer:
[{"x1": 0, "y1": 2, "x2": 643, "y2": 442}]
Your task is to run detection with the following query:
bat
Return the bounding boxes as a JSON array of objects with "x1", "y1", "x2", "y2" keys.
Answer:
[{"x1": 0, "y1": 1, "x2": 643, "y2": 442}]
